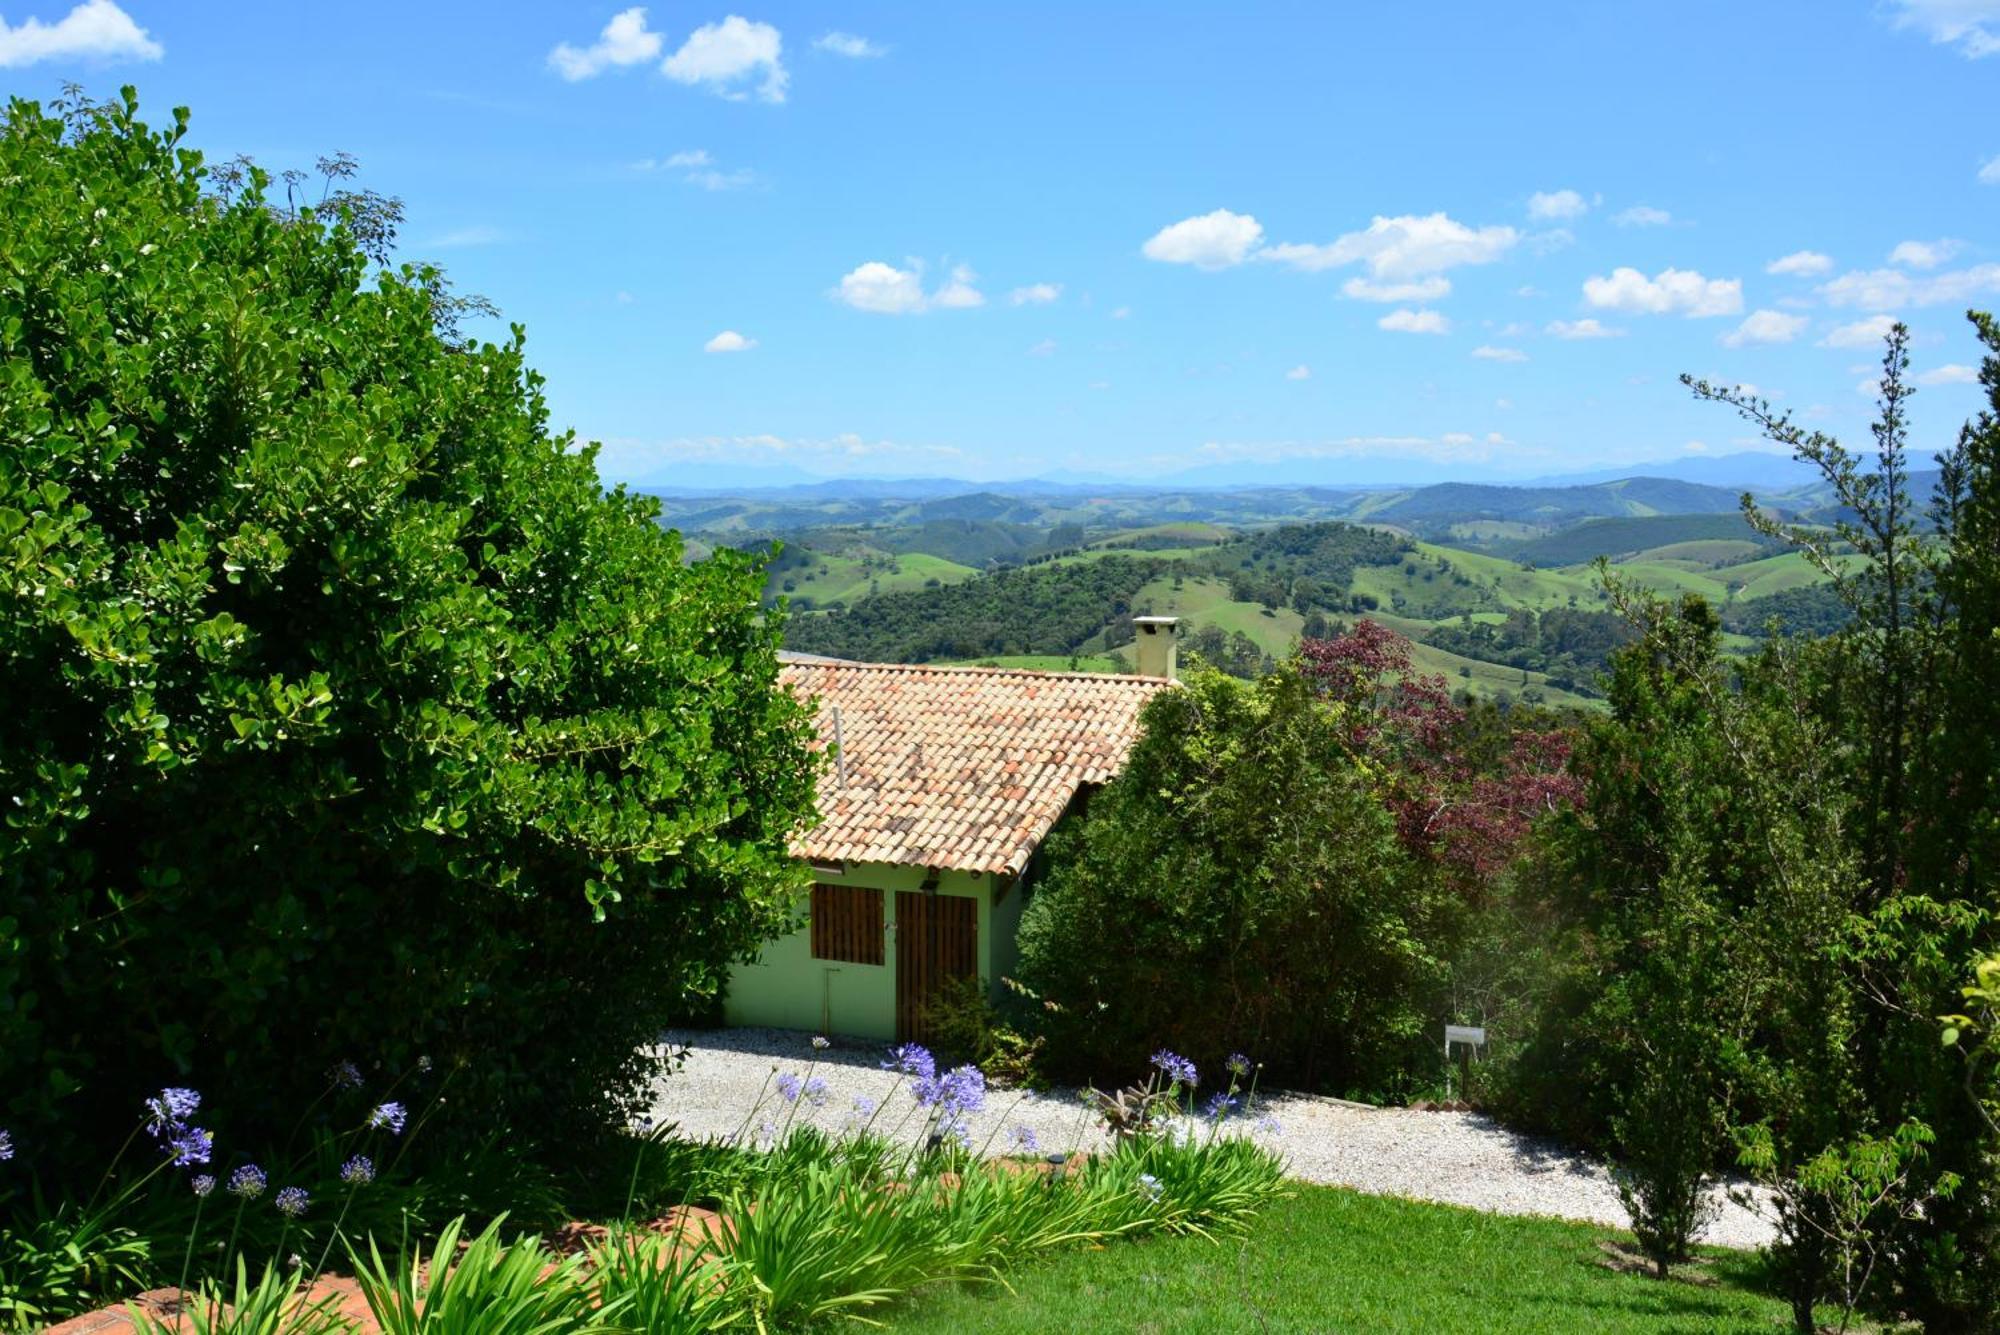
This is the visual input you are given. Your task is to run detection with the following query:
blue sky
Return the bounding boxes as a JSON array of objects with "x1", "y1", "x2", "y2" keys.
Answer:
[{"x1": 3, "y1": 1, "x2": 1996, "y2": 486}]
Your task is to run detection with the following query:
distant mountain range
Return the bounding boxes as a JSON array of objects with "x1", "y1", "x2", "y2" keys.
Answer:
[{"x1": 632, "y1": 450, "x2": 1818, "y2": 500}]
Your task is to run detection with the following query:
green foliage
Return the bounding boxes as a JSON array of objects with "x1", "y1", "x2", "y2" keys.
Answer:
[
  {"x1": 1017, "y1": 666, "x2": 1448, "y2": 1097},
  {"x1": 0, "y1": 91, "x2": 817, "y2": 1172},
  {"x1": 784, "y1": 556, "x2": 1162, "y2": 661},
  {"x1": 353, "y1": 1216, "x2": 613, "y2": 1335},
  {"x1": 583, "y1": 1232, "x2": 738, "y2": 1334},
  {"x1": 128, "y1": 1259, "x2": 352, "y2": 1335},
  {"x1": 0, "y1": 1199, "x2": 151, "y2": 1331},
  {"x1": 1422, "y1": 607, "x2": 1634, "y2": 694}
]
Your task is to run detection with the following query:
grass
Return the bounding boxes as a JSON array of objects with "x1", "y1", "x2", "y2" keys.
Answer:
[
  {"x1": 778, "y1": 550, "x2": 980, "y2": 606},
  {"x1": 884, "y1": 1184, "x2": 1814, "y2": 1334}
]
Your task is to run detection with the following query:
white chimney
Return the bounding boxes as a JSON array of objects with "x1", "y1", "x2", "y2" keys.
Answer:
[{"x1": 1132, "y1": 615, "x2": 1179, "y2": 681}]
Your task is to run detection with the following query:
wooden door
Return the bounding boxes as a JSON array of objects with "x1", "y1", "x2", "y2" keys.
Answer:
[{"x1": 895, "y1": 891, "x2": 978, "y2": 1044}]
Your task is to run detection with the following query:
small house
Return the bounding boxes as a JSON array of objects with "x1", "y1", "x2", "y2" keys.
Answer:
[{"x1": 725, "y1": 618, "x2": 1180, "y2": 1043}]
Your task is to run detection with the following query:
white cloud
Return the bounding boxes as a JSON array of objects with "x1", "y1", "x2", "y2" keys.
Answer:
[
  {"x1": 1916, "y1": 363, "x2": 1979, "y2": 385},
  {"x1": 1341, "y1": 275, "x2": 1451, "y2": 302},
  {"x1": 1766, "y1": 250, "x2": 1834, "y2": 277},
  {"x1": 1027, "y1": 338, "x2": 1056, "y2": 357},
  {"x1": 1546, "y1": 318, "x2": 1624, "y2": 339},
  {"x1": 1583, "y1": 266, "x2": 1742, "y2": 317},
  {"x1": 1885, "y1": 0, "x2": 2000, "y2": 57},
  {"x1": 1142, "y1": 209, "x2": 1265, "y2": 269},
  {"x1": 663, "y1": 15, "x2": 787, "y2": 103},
  {"x1": 833, "y1": 261, "x2": 927, "y2": 314},
  {"x1": 598, "y1": 431, "x2": 962, "y2": 479},
  {"x1": 635, "y1": 148, "x2": 756, "y2": 190},
  {"x1": 1614, "y1": 205, "x2": 1673, "y2": 227},
  {"x1": 549, "y1": 6, "x2": 661, "y2": 81},
  {"x1": 1378, "y1": 308, "x2": 1451, "y2": 334},
  {"x1": 703, "y1": 330, "x2": 756, "y2": 353},
  {"x1": 1721, "y1": 309, "x2": 1809, "y2": 347},
  {"x1": 0, "y1": 0, "x2": 160, "y2": 67},
  {"x1": 663, "y1": 149, "x2": 710, "y2": 168},
  {"x1": 1888, "y1": 238, "x2": 1963, "y2": 269},
  {"x1": 832, "y1": 260, "x2": 984, "y2": 314},
  {"x1": 1819, "y1": 264, "x2": 2000, "y2": 308},
  {"x1": 1983, "y1": 155, "x2": 2000, "y2": 184},
  {"x1": 1527, "y1": 189, "x2": 1588, "y2": 220},
  {"x1": 1260, "y1": 212, "x2": 1518, "y2": 277},
  {"x1": 1109, "y1": 306, "x2": 1131, "y2": 319},
  {"x1": 1285, "y1": 364, "x2": 1311, "y2": 380},
  {"x1": 615, "y1": 290, "x2": 636, "y2": 304},
  {"x1": 1819, "y1": 314, "x2": 1899, "y2": 348},
  {"x1": 1472, "y1": 345, "x2": 1528, "y2": 362},
  {"x1": 1008, "y1": 282, "x2": 1062, "y2": 306},
  {"x1": 814, "y1": 31, "x2": 883, "y2": 57},
  {"x1": 931, "y1": 264, "x2": 985, "y2": 309},
  {"x1": 1089, "y1": 380, "x2": 1111, "y2": 391}
]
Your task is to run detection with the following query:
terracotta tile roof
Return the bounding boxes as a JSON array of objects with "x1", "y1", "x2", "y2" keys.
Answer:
[{"x1": 778, "y1": 660, "x2": 1171, "y2": 875}]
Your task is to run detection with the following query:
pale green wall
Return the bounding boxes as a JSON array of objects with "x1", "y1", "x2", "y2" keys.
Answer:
[{"x1": 724, "y1": 863, "x2": 1014, "y2": 1041}]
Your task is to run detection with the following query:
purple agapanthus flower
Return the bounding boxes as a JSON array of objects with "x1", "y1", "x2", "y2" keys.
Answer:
[
  {"x1": 329, "y1": 1060, "x2": 363, "y2": 1090},
  {"x1": 883, "y1": 1043, "x2": 936, "y2": 1081},
  {"x1": 1226, "y1": 1053, "x2": 1253, "y2": 1079},
  {"x1": 851, "y1": 1095, "x2": 878, "y2": 1118},
  {"x1": 1137, "y1": 1172, "x2": 1163, "y2": 1201},
  {"x1": 367, "y1": 1102, "x2": 407, "y2": 1135},
  {"x1": 811, "y1": 1035, "x2": 831, "y2": 1051},
  {"x1": 145, "y1": 1088, "x2": 202, "y2": 1137},
  {"x1": 227, "y1": 1164, "x2": 268, "y2": 1199},
  {"x1": 192, "y1": 1174, "x2": 216, "y2": 1198},
  {"x1": 166, "y1": 1126, "x2": 213, "y2": 1167},
  {"x1": 1203, "y1": 1092, "x2": 1241, "y2": 1122},
  {"x1": 0, "y1": 1129, "x2": 12, "y2": 1162},
  {"x1": 913, "y1": 1064, "x2": 986, "y2": 1118},
  {"x1": 776, "y1": 1072, "x2": 803, "y2": 1103},
  {"x1": 1254, "y1": 1115, "x2": 1283, "y2": 1137},
  {"x1": 340, "y1": 1156, "x2": 375, "y2": 1186},
  {"x1": 1008, "y1": 1125, "x2": 1040, "y2": 1153},
  {"x1": 1151, "y1": 1050, "x2": 1198, "y2": 1087},
  {"x1": 803, "y1": 1076, "x2": 829, "y2": 1107},
  {"x1": 273, "y1": 1186, "x2": 309, "y2": 1218}
]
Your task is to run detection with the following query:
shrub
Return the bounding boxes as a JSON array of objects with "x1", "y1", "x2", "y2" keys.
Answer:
[{"x1": 0, "y1": 90, "x2": 818, "y2": 1179}]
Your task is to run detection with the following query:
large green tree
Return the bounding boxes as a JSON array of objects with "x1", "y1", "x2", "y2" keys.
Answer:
[{"x1": 0, "y1": 91, "x2": 818, "y2": 1173}]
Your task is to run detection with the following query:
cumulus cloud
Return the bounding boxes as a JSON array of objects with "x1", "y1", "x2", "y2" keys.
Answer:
[
  {"x1": 1819, "y1": 314, "x2": 1899, "y2": 348},
  {"x1": 814, "y1": 31, "x2": 883, "y2": 57},
  {"x1": 1614, "y1": 205, "x2": 1673, "y2": 227},
  {"x1": 1983, "y1": 155, "x2": 2000, "y2": 184},
  {"x1": 1546, "y1": 318, "x2": 1624, "y2": 339},
  {"x1": 1819, "y1": 264, "x2": 2000, "y2": 308},
  {"x1": 1766, "y1": 250, "x2": 1834, "y2": 277},
  {"x1": 0, "y1": 0, "x2": 160, "y2": 67},
  {"x1": 1884, "y1": 0, "x2": 2000, "y2": 56},
  {"x1": 664, "y1": 15, "x2": 787, "y2": 102},
  {"x1": 549, "y1": 6, "x2": 662, "y2": 80},
  {"x1": 1721, "y1": 309, "x2": 1809, "y2": 347},
  {"x1": 1527, "y1": 189, "x2": 1588, "y2": 220},
  {"x1": 1341, "y1": 276, "x2": 1451, "y2": 302},
  {"x1": 1141, "y1": 209, "x2": 1265, "y2": 269},
  {"x1": 1261, "y1": 213, "x2": 1518, "y2": 277},
  {"x1": 597, "y1": 431, "x2": 962, "y2": 479},
  {"x1": 832, "y1": 260, "x2": 984, "y2": 314},
  {"x1": 1008, "y1": 282, "x2": 1062, "y2": 306},
  {"x1": 1378, "y1": 308, "x2": 1451, "y2": 334},
  {"x1": 1026, "y1": 338, "x2": 1056, "y2": 357},
  {"x1": 633, "y1": 148, "x2": 756, "y2": 190},
  {"x1": 1583, "y1": 266, "x2": 1742, "y2": 317},
  {"x1": 1472, "y1": 345, "x2": 1528, "y2": 362},
  {"x1": 1888, "y1": 238, "x2": 1963, "y2": 269},
  {"x1": 1916, "y1": 363, "x2": 1979, "y2": 385},
  {"x1": 703, "y1": 330, "x2": 756, "y2": 353},
  {"x1": 1285, "y1": 364, "x2": 1311, "y2": 380}
]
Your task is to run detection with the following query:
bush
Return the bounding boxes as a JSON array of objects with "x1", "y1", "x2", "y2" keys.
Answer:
[
  {"x1": 1017, "y1": 666, "x2": 1450, "y2": 1098},
  {"x1": 0, "y1": 91, "x2": 818, "y2": 1179}
]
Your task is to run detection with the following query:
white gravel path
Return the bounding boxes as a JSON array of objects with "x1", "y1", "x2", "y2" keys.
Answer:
[{"x1": 640, "y1": 1027, "x2": 1773, "y2": 1250}]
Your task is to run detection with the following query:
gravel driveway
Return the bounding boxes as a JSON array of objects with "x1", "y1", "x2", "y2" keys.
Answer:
[{"x1": 640, "y1": 1027, "x2": 1773, "y2": 1250}]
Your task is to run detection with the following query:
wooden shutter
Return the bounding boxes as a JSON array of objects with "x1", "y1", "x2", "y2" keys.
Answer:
[
  {"x1": 895, "y1": 891, "x2": 979, "y2": 1043},
  {"x1": 811, "y1": 884, "x2": 884, "y2": 965}
]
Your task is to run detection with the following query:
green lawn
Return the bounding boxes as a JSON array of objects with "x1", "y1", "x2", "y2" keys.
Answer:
[{"x1": 885, "y1": 1185, "x2": 1811, "y2": 1334}]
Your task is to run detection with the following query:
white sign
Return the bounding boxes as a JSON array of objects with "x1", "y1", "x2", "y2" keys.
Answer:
[{"x1": 1444, "y1": 1024, "x2": 1486, "y2": 1048}]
